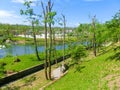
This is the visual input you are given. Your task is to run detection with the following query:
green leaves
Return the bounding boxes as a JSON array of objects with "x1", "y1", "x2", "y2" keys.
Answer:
[
  {"x1": 48, "y1": 11, "x2": 56, "y2": 18},
  {"x1": 24, "y1": 1, "x2": 32, "y2": 8},
  {"x1": 105, "y1": 10, "x2": 120, "y2": 42},
  {"x1": 71, "y1": 45, "x2": 87, "y2": 61},
  {"x1": 20, "y1": 0, "x2": 40, "y2": 26},
  {"x1": 46, "y1": 11, "x2": 57, "y2": 25},
  {"x1": 20, "y1": 9, "x2": 24, "y2": 15},
  {"x1": 20, "y1": 8, "x2": 34, "y2": 16}
]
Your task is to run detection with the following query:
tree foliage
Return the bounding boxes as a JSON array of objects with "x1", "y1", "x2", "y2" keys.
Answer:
[{"x1": 71, "y1": 45, "x2": 87, "y2": 62}]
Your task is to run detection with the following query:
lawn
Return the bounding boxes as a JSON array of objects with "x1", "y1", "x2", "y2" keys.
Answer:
[
  {"x1": 0, "y1": 49, "x2": 69, "y2": 78},
  {"x1": 0, "y1": 54, "x2": 42, "y2": 78},
  {"x1": 46, "y1": 45, "x2": 120, "y2": 90}
]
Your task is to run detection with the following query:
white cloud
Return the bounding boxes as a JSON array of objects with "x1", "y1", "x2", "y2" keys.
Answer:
[
  {"x1": 11, "y1": 0, "x2": 37, "y2": 3},
  {"x1": 0, "y1": 10, "x2": 21, "y2": 18},
  {"x1": 0, "y1": 10, "x2": 24, "y2": 24},
  {"x1": 12, "y1": 0, "x2": 24, "y2": 3},
  {"x1": 83, "y1": 0, "x2": 102, "y2": 2},
  {"x1": 0, "y1": 10, "x2": 13, "y2": 17}
]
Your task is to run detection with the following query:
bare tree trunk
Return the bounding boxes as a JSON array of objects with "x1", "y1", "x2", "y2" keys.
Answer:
[
  {"x1": 93, "y1": 32, "x2": 96, "y2": 56},
  {"x1": 41, "y1": 1, "x2": 48, "y2": 80},
  {"x1": 62, "y1": 14, "x2": 66, "y2": 61},
  {"x1": 32, "y1": 22, "x2": 41, "y2": 60},
  {"x1": 92, "y1": 16, "x2": 97, "y2": 56},
  {"x1": 53, "y1": 29, "x2": 57, "y2": 65},
  {"x1": 48, "y1": 0, "x2": 52, "y2": 80},
  {"x1": 48, "y1": 25, "x2": 52, "y2": 80},
  {"x1": 44, "y1": 22, "x2": 48, "y2": 80}
]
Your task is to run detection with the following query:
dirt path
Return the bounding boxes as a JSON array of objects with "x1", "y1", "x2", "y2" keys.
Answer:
[{"x1": 40, "y1": 71, "x2": 68, "y2": 90}]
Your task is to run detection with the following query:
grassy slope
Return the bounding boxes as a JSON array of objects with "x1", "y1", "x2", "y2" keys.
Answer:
[
  {"x1": 0, "y1": 49, "x2": 69, "y2": 78},
  {"x1": 46, "y1": 46, "x2": 120, "y2": 90}
]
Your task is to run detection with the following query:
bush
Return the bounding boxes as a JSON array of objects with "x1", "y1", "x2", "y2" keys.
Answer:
[
  {"x1": 71, "y1": 45, "x2": 87, "y2": 62},
  {"x1": 0, "y1": 64, "x2": 5, "y2": 78}
]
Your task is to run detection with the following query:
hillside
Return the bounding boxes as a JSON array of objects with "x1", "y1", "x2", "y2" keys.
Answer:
[{"x1": 46, "y1": 44, "x2": 120, "y2": 90}]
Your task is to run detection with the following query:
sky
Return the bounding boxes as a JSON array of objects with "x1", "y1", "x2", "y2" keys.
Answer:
[{"x1": 0, "y1": 0, "x2": 120, "y2": 27}]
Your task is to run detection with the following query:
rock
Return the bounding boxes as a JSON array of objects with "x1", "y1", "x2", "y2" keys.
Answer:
[
  {"x1": 52, "y1": 64, "x2": 69, "y2": 79},
  {"x1": 60, "y1": 63, "x2": 69, "y2": 73},
  {"x1": 14, "y1": 58, "x2": 21, "y2": 63},
  {"x1": 52, "y1": 67, "x2": 61, "y2": 79}
]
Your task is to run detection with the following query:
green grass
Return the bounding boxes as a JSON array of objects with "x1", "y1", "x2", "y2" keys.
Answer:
[
  {"x1": 12, "y1": 36, "x2": 75, "y2": 45},
  {"x1": 45, "y1": 46, "x2": 120, "y2": 90},
  {"x1": 12, "y1": 36, "x2": 45, "y2": 45},
  {"x1": 0, "y1": 49, "x2": 70, "y2": 78},
  {"x1": 0, "y1": 54, "x2": 42, "y2": 78}
]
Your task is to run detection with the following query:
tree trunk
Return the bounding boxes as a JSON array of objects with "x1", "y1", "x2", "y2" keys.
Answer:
[
  {"x1": 44, "y1": 22, "x2": 48, "y2": 80},
  {"x1": 48, "y1": 23, "x2": 52, "y2": 80},
  {"x1": 53, "y1": 30, "x2": 57, "y2": 65},
  {"x1": 62, "y1": 14, "x2": 66, "y2": 62},
  {"x1": 92, "y1": 16, "x2": 97, "y2": 56},
  {"x1": 41, "y1": 1, "x2": 48, "y2": 80},
  {"x1": 93, "y1": 32, "x2": 96, "y2": 56},
  {"x1": 32, "y1": 22, "x2": 41, "y2": 61},
  {"x1": 48, "y1": 0, "x2": 52, "y2": 80}
]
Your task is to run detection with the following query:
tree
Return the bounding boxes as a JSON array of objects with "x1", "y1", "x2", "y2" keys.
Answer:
[
  {"x1": 62, "y1": 14, "x2": 66, "y2": 62},
  {"x1": 52, "y1": 28, "x2": 57, "y2": 65},
  {"x1": 106, "y1": 10, "x2": 120, "y2": 43},
  {"x1": 41, "y1": 1, "x2": 49, "y2": 80},
  {"x1": 41, "y1": 0, "x2": 56, "y2": 80},
  {"x1": 47, "y1": 0, "x2": 56, "y2": 80},
  {"x1": 71, "y1": 45, "x2": 86, "y2": 63},
  {"x1": 20, "y1": 1, "x2": 41, "y2": 61},
  {"x1": 92, "y1": 16, "x2": 97, "y2": 56}
]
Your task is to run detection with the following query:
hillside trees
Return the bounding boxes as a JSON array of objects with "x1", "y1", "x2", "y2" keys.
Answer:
[
  {"x1": 106, "y1": 10, "x2": 120, "y2": 43},
  {"x1": 0, "y1": 24, "x2": 15, "y2": 44},
  {"x1": 76, "y1": 16, "x2": 109, "y2": 56}
]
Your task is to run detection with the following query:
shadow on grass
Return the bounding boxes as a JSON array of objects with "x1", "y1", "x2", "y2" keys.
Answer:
[
  {"x1": 69, "y1": 62, "x2": 78, "y2": 68},
  {"x1": 68, "y1": 61, "x2": 86, "y2": 73},
  {"x1": 106, "y1": 52, "x2": 120, "y2": 61},
  {"x1": 74, "y1": 66, "x2": 85, "y2": 73},
  {"x1": 98, "y1": 47, "x2": 113, "y2": 56},
  {"x1": 106, "y1": 45, "x2": 120, "y2": 61}
]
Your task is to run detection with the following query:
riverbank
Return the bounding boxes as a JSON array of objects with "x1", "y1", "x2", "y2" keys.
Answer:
[
  {"x1": 0, "y1": 49, "x2": 69, "y2": 78},
  {"x1": 12, "y1": 36, "x2": 76, "y2": 45}
]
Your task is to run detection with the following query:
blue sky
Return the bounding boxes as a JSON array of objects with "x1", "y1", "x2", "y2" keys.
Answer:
[{"x1": 0, "y1": 0, "x2": 120, "y2": 27}]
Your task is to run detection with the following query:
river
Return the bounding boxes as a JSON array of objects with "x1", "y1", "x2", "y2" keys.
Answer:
[{"x1": 0, "y1": 44, "x2": 68, "y2": 58}]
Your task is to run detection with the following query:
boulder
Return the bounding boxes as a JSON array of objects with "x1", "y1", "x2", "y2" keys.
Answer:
[{"x1": 14, "y1": 58, "x2": 21, "y2": 63}]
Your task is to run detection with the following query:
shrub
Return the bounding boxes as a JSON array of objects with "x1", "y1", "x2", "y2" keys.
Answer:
[
  {"x1": 0, "y1": 64, "x2": 5, "y2": 78},
  {"x1": 71, "y1": 45, "x2": 87, "y2": 62}
]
